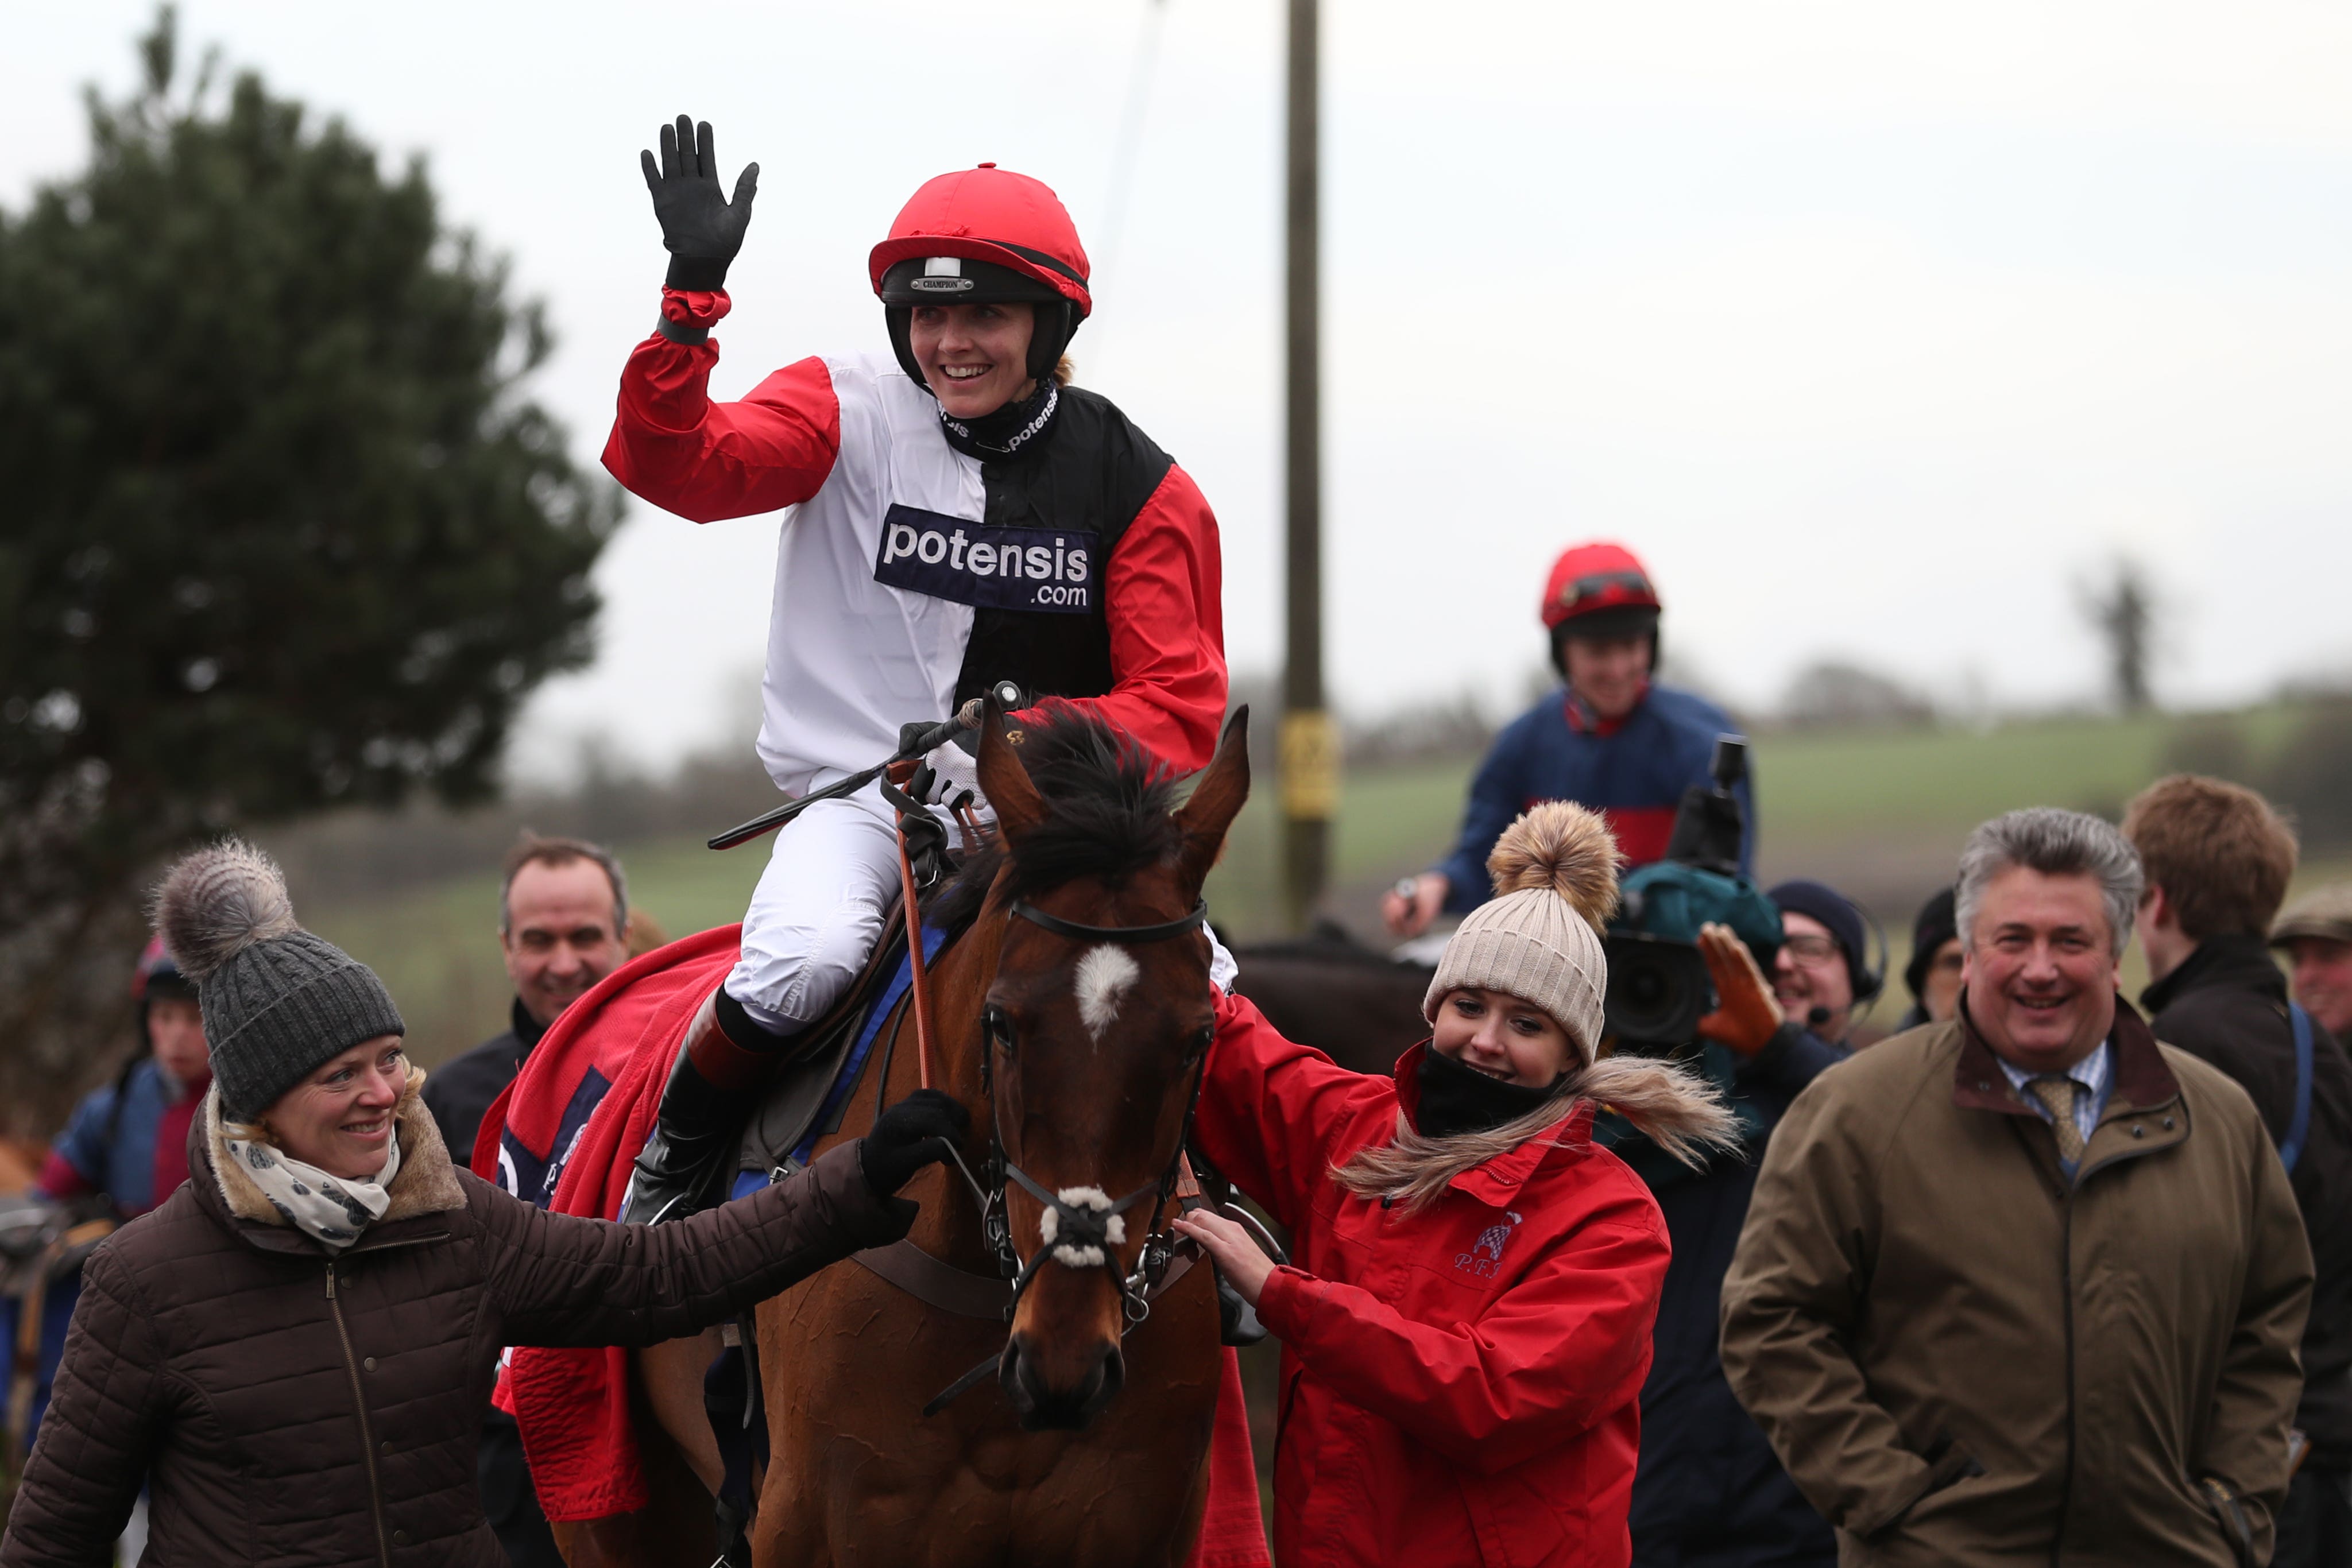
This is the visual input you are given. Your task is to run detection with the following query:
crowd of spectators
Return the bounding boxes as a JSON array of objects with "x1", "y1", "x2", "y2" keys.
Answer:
[{"x1": 10, "y1": 533, "x2": 2352, "y2": 1564}]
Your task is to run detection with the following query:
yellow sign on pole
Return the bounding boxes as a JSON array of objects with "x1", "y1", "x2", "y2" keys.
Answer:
[{"x1": 1280, "y1": 710, "x2": 1340, "y2": 821}]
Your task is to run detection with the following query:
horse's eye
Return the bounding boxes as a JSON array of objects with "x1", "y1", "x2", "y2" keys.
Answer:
[
  {"x1": 1186, "y1": 1024, "x2": 1214, "y2": 1062},
  {"x1": 984, "y1": 1006, "x2": 1016, "y2": 1055}
]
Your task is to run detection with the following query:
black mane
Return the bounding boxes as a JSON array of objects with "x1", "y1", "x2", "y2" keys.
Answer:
[{"x1": 924, "y1": 703, "x2": 1186, "y2": 933}]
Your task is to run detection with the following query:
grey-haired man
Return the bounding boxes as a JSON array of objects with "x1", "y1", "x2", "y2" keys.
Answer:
[{"x1": 1722, "y1": 808, "x2": 2311, "y2": 1566}]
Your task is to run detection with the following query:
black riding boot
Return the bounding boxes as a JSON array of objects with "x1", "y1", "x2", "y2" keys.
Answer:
[{"x1": 621, "y1": 991, "x2": 795, "y2": 1225}]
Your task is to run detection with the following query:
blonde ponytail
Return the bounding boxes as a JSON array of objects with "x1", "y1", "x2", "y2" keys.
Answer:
[{"x1": 1332, "y1": 1051, "x2": 1740, "y2": 1215}]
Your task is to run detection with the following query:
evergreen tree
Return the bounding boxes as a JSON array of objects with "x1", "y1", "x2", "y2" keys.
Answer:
[{"x1": 0, "y1": 10, "x2": 618, "y2": 1122}]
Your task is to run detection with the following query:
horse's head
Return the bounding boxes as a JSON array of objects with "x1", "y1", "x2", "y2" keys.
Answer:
[{"x1": 971, "y1": 703, "x2": 1249, "y2": 1431}]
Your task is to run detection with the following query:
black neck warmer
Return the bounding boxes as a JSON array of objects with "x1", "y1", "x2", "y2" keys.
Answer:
[
  {"x1": 938, "y1": 378, "x2": 1060, "y2": 462},
  {"x1": 1411, "y1": 1046, "x2": 1568, "y2": 1139}
]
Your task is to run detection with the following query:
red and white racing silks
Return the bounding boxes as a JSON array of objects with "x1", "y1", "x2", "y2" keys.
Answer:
[{"x1": 602, "y1": 288, "x2": 1227, "y2": 790}]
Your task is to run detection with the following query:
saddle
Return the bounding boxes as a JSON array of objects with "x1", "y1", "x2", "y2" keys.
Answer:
[{"x1": 732, "y1": 910, "x2": 913, "y2": 1183}]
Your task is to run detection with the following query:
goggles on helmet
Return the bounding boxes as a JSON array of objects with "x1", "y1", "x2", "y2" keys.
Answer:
[{"x1": 1556, "y1": 570, "x2": 1657, "y2": 618}]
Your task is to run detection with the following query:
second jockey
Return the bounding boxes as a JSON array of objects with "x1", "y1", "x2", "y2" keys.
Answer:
[{"x1": 605, "y1": 118, "x2": 1228, "y2": 1223}]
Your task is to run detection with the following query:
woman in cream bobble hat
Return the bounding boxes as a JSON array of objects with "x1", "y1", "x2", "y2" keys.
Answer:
[{"x1": 1175, "y1": 802, "x2": 1735, "y2": 1567}]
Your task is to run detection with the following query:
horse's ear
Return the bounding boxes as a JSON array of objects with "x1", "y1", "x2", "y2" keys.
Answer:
[
  {"x1": 976, "y1": 700, "x2": 1048, "y2": 842},
  {"x1": 1173, "y1": 706, "x2": 1251, "y2": 895}
]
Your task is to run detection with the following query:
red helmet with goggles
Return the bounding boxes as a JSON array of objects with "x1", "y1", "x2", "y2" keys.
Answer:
[
  {"x1": 1541, "y1": 541, "x2": 1662, "y2": 633},
  {"x1": 1542, "y1": 541, "x2": 1663, "y2": 682},
  {"x1": 870, "y1": 164, "x2": 1090, "y2": 389}
]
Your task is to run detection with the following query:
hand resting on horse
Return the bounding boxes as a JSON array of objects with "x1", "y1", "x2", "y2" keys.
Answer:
[
  {"x1": 1171, "y1": 1208, "x2": 1276, "y2": 1306},
  {"x1": 859, "y1": 1087, "x2": 972, "y2": 1198}
]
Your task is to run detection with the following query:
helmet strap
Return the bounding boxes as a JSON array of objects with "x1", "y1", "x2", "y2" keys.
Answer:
[
  {"x1": 1027, "y1": 300, "x2": 1078, "y2": 384},
  {"x1": 884, "y1": 304, "x2": 926, "y2": 386}
]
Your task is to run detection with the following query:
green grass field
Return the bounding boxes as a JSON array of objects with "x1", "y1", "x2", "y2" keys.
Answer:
[{"x1": 296, "y1": 702, "x2": 2341, "y2": 1070}]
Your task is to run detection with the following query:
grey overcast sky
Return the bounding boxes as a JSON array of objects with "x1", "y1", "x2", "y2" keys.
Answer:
[{"x1": 9, "y1": 2, "x2": 2352, "y2": 778}]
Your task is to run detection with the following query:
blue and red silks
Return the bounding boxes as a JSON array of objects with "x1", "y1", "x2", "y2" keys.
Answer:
[{"x1": 474, "y1": 924, "x2": 1268, "y2": 1564}]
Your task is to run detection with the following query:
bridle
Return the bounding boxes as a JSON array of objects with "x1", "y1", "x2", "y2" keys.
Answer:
[
  {"x1": 920, "y1": 894, "x2": 1214, "y2": 1415},
  {"x1": 985, "y1": 897, "x2": 1212, "y2": 1319}
]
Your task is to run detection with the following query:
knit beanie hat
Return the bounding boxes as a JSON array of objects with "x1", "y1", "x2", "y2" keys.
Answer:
[
  {"x1": 1768, "y1": 878, "x2": 1874, "y2": 1000},
  {"x1": 1424, "y1": 803, "x2": 1620, "y2": 1065},
  {"x1": 1903, "y1": 885, "x2": 1959, "y2": 1002},
  {"x1": 153, "y1": 841, "x2": 405, "y2": 1121}
]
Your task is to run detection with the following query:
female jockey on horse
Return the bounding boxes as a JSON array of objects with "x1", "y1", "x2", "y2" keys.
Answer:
[{"x1": 604, "y1": 118, "x2": 1228, "y2": 1224}]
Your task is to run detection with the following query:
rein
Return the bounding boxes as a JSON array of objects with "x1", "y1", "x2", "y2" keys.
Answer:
[{"x1": 915, "y1": 891, "x2": 1214, "y2": 1417}]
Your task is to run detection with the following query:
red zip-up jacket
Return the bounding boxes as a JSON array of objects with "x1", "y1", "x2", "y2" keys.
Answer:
[{"x1": 1196, "y1": 993, "x2": 1671, "y2": 1567}]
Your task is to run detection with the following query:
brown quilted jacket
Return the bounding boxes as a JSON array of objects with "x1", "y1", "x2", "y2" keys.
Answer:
[{"x1": 0, "y1": 1086, "x2": 908, "y2": 1567}]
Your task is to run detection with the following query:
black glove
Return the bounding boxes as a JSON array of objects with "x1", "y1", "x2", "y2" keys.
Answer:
[
  {"x1": 858, "y1": 1089, "x2": 972, "y2": 1199},
  {"x1": 639, "y1": 115, "x2": 759, "y2": 291}
]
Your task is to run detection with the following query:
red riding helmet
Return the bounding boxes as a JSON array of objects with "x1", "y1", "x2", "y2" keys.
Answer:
[
  {"x1": 1542, "y1": 541, "x2": 1662, "y2": 676},
  {"x1": 869, "y1": 164, "x2": 1091, "y2": 389},
  {"x1": 1541, "y1": 541, "x2": 1662, "y2": 632},
  {"x1": 131, "y1": 934, "x2": 196, "y2": 1039}
]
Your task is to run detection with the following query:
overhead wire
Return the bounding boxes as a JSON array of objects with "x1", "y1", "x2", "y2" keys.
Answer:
[{"x1": 1086, "y1": 0, "x2": 1170, "y2": 370}]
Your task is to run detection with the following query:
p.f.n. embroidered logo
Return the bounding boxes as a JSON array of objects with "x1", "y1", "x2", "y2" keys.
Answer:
[{"x1": 1455, "y1": 1210, "x2": 1524, "y2": 1278}]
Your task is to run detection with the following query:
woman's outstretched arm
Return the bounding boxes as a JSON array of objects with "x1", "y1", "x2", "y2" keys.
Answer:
[
  {"x1": 1190, "y1": 991, "x2": 1399, "y2": 1232},
  {"x1": 482, "y1": 1140, "x2": 910, "y2": 1348}
]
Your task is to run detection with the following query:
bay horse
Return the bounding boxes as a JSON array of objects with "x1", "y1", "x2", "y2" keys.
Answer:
[
  {"x1": 1229, "y1": 922, "x2": 1431, "y2": 1079},
  {"x1": 555, "y1": 703, "x2": 1251, "y2": 1567}
]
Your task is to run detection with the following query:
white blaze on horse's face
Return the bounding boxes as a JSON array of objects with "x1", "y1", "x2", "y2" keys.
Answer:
[
  {"x1": 1073, "y1": 944, "x2": 1141, "y2": 1043},
  {"x1": 1037, "y1": 1187, "x2": 1126, "y2": 1268}
]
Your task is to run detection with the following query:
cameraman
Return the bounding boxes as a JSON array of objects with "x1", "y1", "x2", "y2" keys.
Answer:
[
  {"x1": 1387, "y1": 543, "x2": 1754, "y2": 938},
  {"x1": 1766, "y1": 879, "x2": 1881, "y2": 1048},
  {"x1": 1601, "y1": 801, "x2": 1844, "y2": 1565}
]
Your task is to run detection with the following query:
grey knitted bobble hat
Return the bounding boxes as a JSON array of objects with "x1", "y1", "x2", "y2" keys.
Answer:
[
  {"x1": 153, "y1": 840, "x2": 405, "y2": 1121},
  {"x1": 1424, "y1": 803, "x2": 1620, "y2": 1065}
]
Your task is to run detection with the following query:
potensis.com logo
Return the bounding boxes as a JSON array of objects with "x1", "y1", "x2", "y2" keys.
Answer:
[{"x1": 873, "y1": 504, "x2": 1095, "y2": 615}]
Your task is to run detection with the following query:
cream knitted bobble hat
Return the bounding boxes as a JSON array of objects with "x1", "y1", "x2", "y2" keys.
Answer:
[{"x1": 1423, "y1": 803, "x2": 1620, "y2": 1065}]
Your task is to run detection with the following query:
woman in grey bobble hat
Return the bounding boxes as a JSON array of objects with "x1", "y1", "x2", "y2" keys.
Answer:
[
  {"x1": 1173, "y1": 802, "x2": 1736, "y2": 1567},
  {"x1": 0, "y1": 841, "x2": 969, "y2": 1568}
]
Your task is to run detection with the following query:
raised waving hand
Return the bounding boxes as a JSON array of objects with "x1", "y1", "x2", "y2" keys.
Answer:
[{"x1": 640, "y1": 114, "x2": 759, "y2": 290}]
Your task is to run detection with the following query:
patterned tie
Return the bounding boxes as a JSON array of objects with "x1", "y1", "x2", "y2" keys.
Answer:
[{"x1": 2028, "y1": 1075, "x2": 2087, "y2": 1163}]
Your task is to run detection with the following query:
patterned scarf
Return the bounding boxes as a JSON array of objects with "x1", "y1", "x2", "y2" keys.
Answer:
[{"x1": 223, "y1": 1129, "x2": 401, "y2": 1253}]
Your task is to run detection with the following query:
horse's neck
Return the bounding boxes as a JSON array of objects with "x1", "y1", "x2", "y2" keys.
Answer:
[{"x1": 899, "y1": 906, "x2": 1007, "y2": 1270}]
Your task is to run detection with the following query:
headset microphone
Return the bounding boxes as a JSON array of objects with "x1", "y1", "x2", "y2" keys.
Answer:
[{"x1": 1807, "y1": 1006, "x2": 1834, "y2": 1028}]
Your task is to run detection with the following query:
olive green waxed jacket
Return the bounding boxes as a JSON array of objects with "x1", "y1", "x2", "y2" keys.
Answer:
[{"x1": 1721, "y1": 1001, "x2": 2311, "y2": 1567}]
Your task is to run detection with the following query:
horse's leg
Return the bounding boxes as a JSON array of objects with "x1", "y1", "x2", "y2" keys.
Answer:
[
  {"x1": 547, "y1": 1334, "x2": 727, "y2": 1568},
  {"x1": 637, "y1": 1330, "x2": 727, "y2": 1492},
  {"x1": 749, "y1": 1202, "x2": 1019, "y2": 1567}
]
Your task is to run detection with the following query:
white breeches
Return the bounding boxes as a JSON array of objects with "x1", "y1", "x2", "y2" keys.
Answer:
[
  {"x1": 724, "y1": 772, "x2": 1239, "y2": 1032},
  {"x1": 726, "y1": 791, "x2": 924, "y2": 1030}
]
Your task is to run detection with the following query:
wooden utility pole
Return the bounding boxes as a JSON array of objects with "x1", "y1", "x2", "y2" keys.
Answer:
[{"x1": 1280, "y1": 0, "x2": 1333, "y2": 931}]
